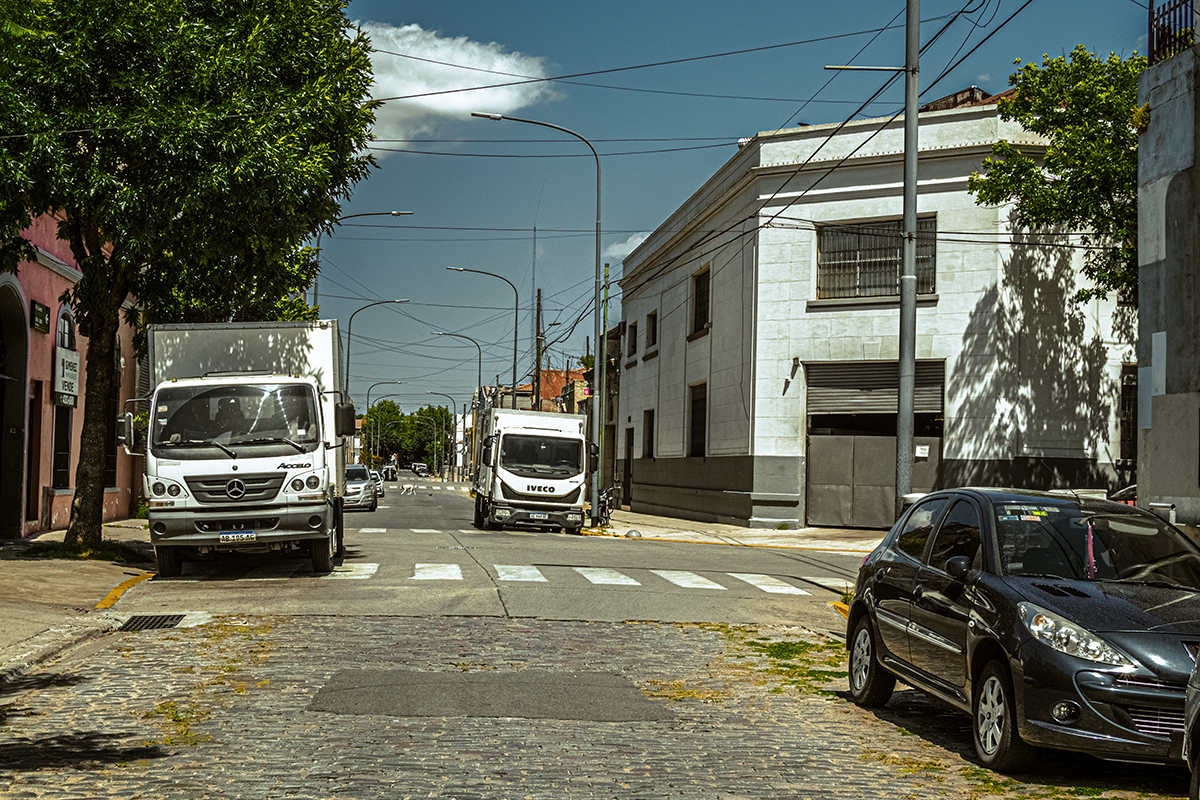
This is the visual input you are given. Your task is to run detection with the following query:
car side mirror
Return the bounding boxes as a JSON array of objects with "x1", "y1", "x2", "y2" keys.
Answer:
[
  {"x1": 588, "y1": 442, "x2": 599, "y2": 473},
  {"x1": 946, "y1": 555, "x2": 973, "y2": 582},
  {"x1": 334, "y1": 402, "x2": 356, "y2": 437}
]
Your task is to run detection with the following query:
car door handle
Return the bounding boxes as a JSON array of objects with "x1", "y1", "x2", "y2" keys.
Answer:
[
  {"x1": 876, "y1": 566, "x2": 889, "y2": 580},
  {"x1": 912, "y1": 584, "x2": 925, "y2": 602}
]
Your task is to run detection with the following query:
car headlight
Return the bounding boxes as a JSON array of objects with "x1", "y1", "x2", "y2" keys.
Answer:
[{"x1": 1018, "y1": 602, "x2": 1135, "y2": 667}]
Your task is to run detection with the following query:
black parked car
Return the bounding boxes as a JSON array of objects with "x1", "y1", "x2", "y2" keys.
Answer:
[{"x1": 847, "y1": 488, "x2": 1200, "y2": 772}]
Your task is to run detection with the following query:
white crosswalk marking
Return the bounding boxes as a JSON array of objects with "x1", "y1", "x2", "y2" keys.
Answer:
[
  {"x1": 411, "y1": 563, "x2": 462, "y2": 580},
  {"x1": 411, "y1": 529, "x2": 441, "y2": 534},
  {"x1": 650, "y1": 570, "x2": 727, "y2": 590},
  {"x1": 496, "y1": 565, "x2": 548, "y2": 582},
  {"x1": 574, "y1": 567, "x2": 640, "y2": 585},
  {"x1": 323, "y1": 563, "x2": 379, "y2": 580},
  {"x1": 359, "y1": 528, "x2": 387, "y2": 533},
  {"x1": 727, "y1": 573, "x2": 811, "y2": 595},
  {"x1": 802, "y1": 576, "x2": 854, "y2": 592}
]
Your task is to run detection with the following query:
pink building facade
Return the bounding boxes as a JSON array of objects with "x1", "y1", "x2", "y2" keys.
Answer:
[{"x1": 0, "y1": 215, "x2": 140, "y2": 538}]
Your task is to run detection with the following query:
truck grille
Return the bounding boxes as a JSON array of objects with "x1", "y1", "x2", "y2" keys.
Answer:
[
  {"x1": 186, "y1": 473, "x2": 285, "y2": 504},
  {"x1": 500, "y1": 482, "x2": 581, "y2": 504}
]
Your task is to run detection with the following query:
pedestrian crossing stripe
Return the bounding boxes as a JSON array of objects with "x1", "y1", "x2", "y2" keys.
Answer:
[
  {"x1": 411, "y1": 529, "x2": 441, "y2": 534},
  {"x1": 495, "y1": 564, "x2": 547, "y2": 582},
  {"x1": 360, "y1": 528, "x2": 387, "y2": 533},
  {"x1": 324, "y1": 563, "x2": 379, "y2": 580},
  {"x1": 727, "y1": 573, "x2": 811, "y2": 595},
  {"x1": 412, "y1": 563, "x2": 462, "y2": 580},
  {"x1": 651, "y1": 569, "x2": 726, "y2": 590},
  {"x1": 575, "y1": 566, "x2": 640, "y2": 585}
]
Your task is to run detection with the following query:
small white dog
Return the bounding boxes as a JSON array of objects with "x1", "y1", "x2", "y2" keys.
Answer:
[{"x1": 400, "y1": 484, "x2": 417, "y2": 495}]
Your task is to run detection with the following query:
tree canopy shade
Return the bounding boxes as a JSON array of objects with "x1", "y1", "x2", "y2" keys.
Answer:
[
  {"x1": 967, "y1": 45, "x2": 1147, "y2": 303},
  {"x1": 0, "y1": 0, "x2": 379, "y2": 543}
]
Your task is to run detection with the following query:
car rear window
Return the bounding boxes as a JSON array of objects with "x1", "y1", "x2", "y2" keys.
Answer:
[{"x1": 346, "y1": 466, "x2": 370, "y2": 481}]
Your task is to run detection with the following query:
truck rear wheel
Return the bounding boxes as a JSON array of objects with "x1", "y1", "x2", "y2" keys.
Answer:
[
  {"x1": 311, "y1": 533, "x2": 333, "y2": 573},
  {"x1": 155, "y1": 545, "x2": 182, "y2": 578}
]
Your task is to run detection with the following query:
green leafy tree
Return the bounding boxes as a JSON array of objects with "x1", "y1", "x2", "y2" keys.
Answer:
[
  {"x1": 361, "y1": 400, "x2": 403, "y2": 467},
  {"x1": 0, "y1": 0, "x2": 377, "y2": 544},
  {"x1": 968, "y1": 45, "x2": 1147, "y2": 302}
]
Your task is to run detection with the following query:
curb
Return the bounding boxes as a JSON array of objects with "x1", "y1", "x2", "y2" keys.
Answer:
[{"x1": 0, "y1": 620, "x2": 115, "y2": 689}]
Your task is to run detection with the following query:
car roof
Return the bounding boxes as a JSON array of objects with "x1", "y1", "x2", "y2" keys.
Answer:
[{"x1": 920, "y1": 487, "x2": 1143, "y2": 515}]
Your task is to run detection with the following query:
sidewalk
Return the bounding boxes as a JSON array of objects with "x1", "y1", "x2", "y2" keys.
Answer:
[
  {"x1": 0, "y1": 512, "x2": 883, "y2": 685},
  {"x1": 0, "y1": 519, "x2": 154, "y2": 685}
]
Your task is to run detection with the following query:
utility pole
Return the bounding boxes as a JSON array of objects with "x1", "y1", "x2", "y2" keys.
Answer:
[
  {"x1": 534, "y1": 288, "x2": 543, "y2": 412},
  {"x1": 895, "y1": 0, "x2": 920, "y2": 518}
]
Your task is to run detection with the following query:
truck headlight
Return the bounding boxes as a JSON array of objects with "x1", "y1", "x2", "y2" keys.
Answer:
[
  {"x1": 306, "y1": 475, "x2": 321, "y2": 489},
  {"x1": 291, "y1": 478, "x2": 305, "y2": 492},
  {"x1": 152, "y1": 482, "x2": 166, "y2": 496},
  {"x1": 167, "y1": 484, "x2": 181, "y2": 497},
  {"x1": 1018, "y1": 602, "x2": 1135, "y2": 667},
  {"x1": 494, "y1": 508, "x2": 512, "y2": 518}
]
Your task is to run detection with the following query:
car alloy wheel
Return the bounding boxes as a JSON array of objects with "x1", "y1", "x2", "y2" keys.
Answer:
[
  {"x1": 847, "y1": 616, "x2": 894, "y2": 707},
  {"x1": 973, "y1": 660, "x2": 1036, "y2": 772}
]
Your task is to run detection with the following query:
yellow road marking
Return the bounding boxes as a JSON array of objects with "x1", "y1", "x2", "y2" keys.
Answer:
[{"x1": 95, "y1": 572, "x2": 154, "y2": 609}]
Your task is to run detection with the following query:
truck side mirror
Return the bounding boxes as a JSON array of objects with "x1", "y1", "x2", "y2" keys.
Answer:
[
  {"x1": 116, "y1": 411, "x2": 137, "y2": 454},
  {"x1": 588, "y1": 442, "x2": 599, "y2": 473},
  {"x1": 334, "y1": 402, "x2": 356, "y2": 437}
]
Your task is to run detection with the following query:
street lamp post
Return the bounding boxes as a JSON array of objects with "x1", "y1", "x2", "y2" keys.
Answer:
[
  {"x1": 428, "y1": 392, "x2": 458, "y2": 481},
  {"x1": 345, "y1": 299, "x2": 409, "y2": 400},
  {"x1": 410, "y1": 415, "x2": 442, "y2": 478},
  {"x1": 313, "y1": 211, "x2": 411, "y2": 307},
  {"x1": 446, "y1": 267, "x2": 519, "y2": 409},
  {"x1": 435, "y1": 331, "x2": 483, "y2": 480},
  {"x1": 365, "y1": 382, "x2": 403, "y2": 463},
  {"x1": 473, "y1": 111, "x2": 603, "y2": 525}
]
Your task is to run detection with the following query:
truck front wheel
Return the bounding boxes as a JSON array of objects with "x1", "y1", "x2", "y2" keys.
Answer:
[
  {"x1": 311, "y1": 532, "x2": 333, "y2": 573},
  {"x1": 155, "y1": 545, "x2": 182, "y2": 578},
  {"x1": 472, "y1": 496, "x2": 485, "y2": 529}
]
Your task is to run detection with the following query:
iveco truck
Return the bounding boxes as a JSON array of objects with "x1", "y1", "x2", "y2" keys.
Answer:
[
  {"x1": 472, "y1": 407, "x2": 589, "y2": 533},
  {"x1": 119, "y1": 321, "x2": 355, "y2": 576}
]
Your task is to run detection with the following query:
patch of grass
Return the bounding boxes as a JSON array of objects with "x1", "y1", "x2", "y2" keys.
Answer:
[
  {"x1": 19, "y1": 539, "x2": 149, "y2": 564},
  {"x1": 143, "y1": 701, "x2": 211, "y2": 747},
  {"x1": 743, "y1": 636, "x2": 847, "y2": 696},
  {"x1": 642, "y1": 678, "x2": 731, "y2": 704}
]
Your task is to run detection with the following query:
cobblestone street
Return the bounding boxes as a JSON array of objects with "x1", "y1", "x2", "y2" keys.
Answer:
[{"x1": 0, "y1": 616, "x2": 1191, "y2": 799}]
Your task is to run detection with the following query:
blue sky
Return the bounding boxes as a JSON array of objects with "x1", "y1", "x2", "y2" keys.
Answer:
[{"x1": 325, "y1": 0, "x2": 1150, "y2": 411}]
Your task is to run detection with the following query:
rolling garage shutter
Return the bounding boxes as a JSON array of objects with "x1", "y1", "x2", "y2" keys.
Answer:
[{"x1": 805, "y1": 360, "x2": 944, "y2": 414}]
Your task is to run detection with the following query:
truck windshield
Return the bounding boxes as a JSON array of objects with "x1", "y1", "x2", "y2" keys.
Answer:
[
  {"x1": 151, "y1": 384, "x2": 320, "y2": 458},
  {"x1": 499, "y1": 434, "x2": 582, "y2": 478}
]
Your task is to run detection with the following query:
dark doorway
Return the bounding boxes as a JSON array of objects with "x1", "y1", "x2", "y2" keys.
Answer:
[{"x1": 0, "y1": 283, "x2": 28, "y2": 538}]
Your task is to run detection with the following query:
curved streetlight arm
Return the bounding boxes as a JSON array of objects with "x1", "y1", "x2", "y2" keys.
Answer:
[
  {"x1": 314, "y1": 211, "x2": 411, "y2": 307},
  {"x1": 428, "y1": 391, "x2": 458, "y2": 479},
  {"x1": 473, "y1": 111, "x2": 604, "y2": 524},
  {"x1": 446, "y1": 266, "x2": 519, "y2": 408},
  {"x1": 434, "y1": 332, "x2": 483, "y2": 399},
  {"x1": 346, "y1": 299, "x2": 409, "y2": 398}
]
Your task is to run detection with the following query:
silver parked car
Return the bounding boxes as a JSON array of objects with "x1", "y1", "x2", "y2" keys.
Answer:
[
  {"x1": 344, "y1": 464, "x2": 377, "y2": 512},
  {"x1": 370, "y1": 469, "x2": 385, "y2": 498}
]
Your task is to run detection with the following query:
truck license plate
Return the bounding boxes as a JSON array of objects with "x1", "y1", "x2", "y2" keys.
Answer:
[
  {"x1": 220, "y1": 531, "x2": 256, "y2": 543},
  {"x1": 529, "y1": 513, "x2": 548, "y2": 520}
]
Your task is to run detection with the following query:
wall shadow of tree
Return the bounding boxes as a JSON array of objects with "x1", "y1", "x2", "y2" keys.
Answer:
[
  {"x1": 0, "y1": 732, "x2": 166, "y2": 771},
  {"x1": 945, "y1": 229, "x2": 1124, "y2": 489}
]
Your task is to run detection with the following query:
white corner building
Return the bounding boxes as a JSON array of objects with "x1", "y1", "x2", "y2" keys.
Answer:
[{"x1": 616, "y1": 92, "x2": 1136, "y2": 528}]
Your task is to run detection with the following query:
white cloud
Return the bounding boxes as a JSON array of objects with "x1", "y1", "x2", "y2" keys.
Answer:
[
  {"x1": 604, "y1": 232, "x2": 650, "y2": 262},
  {"x1": 360, "y1": 22, "x2": 557, "y2": 151}
]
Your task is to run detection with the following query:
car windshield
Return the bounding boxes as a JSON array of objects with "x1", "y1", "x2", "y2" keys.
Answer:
[
  {"x1": 499, "y1": 434, "x2": 583, "y2": 478},
  {"x1": 151, "y1": 384, "x2": 319, "y2": 458},
  {"x1": 996, "y1": 500, "x2": 1200, "y2": 589},
  {"x1": 346, "y1": 465, "x2": 370, "y2": 481}
]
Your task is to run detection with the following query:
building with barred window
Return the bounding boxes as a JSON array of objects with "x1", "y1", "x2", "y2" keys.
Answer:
[{"x1": 617, "y1": 91, "x2": 1135, "y2": 528}]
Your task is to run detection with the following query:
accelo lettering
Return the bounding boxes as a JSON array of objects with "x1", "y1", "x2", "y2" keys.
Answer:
[{"x1": 278, "y1": 462, "x2": 313, "y2": 469}]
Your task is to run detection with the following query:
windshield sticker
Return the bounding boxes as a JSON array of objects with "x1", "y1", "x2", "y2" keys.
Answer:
[{"x1": 1001, "y1": 505, "x2": 1056, "y2": 515}]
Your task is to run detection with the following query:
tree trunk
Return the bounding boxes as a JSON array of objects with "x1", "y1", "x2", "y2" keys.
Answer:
[{"x1": 62, "y1": 306, "x2": 118, "y2": 546}]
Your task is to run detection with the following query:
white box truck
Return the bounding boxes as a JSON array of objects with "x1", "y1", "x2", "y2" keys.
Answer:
[
  {"x1": 119, "y1": 320, "x2": 355, "y2": 576},
  {"x1": 472, "y1": 407, "x2": 589, "y2": 534}
]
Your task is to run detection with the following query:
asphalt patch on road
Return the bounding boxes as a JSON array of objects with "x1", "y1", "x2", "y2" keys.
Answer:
[{"x1": 309, "y1": 669, "x2": 674, "y2": 722}]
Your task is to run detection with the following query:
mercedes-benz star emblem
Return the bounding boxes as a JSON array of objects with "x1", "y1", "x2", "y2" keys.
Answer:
[{"x1": 226, "y1": 479, "x2": 247, "y2": 499}]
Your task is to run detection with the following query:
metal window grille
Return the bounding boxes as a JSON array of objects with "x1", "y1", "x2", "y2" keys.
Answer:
[
  {"x1": 1120, "y1": 366, "x2": 1138, "y2": 462},
  {"x1": 692, "y1": 271, "x2": 710, "y2": 333},
  {"x1": 816, "y1": 218, "x2": 936, "y2": 299}
]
